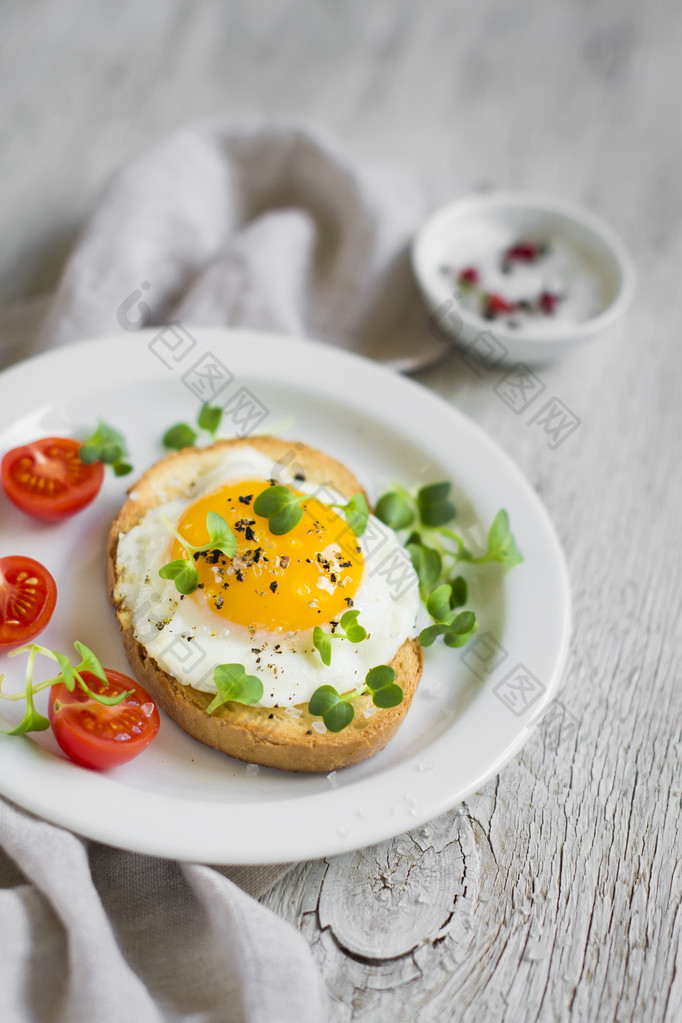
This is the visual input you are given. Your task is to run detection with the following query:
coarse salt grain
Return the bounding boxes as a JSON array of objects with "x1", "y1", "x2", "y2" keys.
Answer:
[
  {"x1": 246, "y1": 764, "x2": 259, "y2": 777},
  {"x1": 312, "y1": 720, "x2": 327, "y2": 734},
  {"x1": 287, "y1": 706, "x2": 303, "y2": 718},
  {"x1": 327, "y1": 771, "x2": 338, "y2": 789}
]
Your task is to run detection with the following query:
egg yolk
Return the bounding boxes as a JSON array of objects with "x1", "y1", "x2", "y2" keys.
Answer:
[{"x1": 170, "y1": 480, "x2": 364, "y2": 632}]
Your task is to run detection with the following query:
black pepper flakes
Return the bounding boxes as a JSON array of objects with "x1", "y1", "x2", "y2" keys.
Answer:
[
  {"x1": 244, "y1": 525, "x2": 256, "y2": 541},
  {"x1": 269, "y1": 581, "x2": 278, "y2": 593},
  {"x1": 239, "y1": 494, "x2": 253, "y2": 504},
  {"x1": 236, "y1": 570, "x2": 245, "y2": 582},
  {"x1": 214, "y1": 596, "x2": 224, "y2": 610}
]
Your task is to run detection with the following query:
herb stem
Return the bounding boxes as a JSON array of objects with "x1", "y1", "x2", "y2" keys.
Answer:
[
  {"x1": 160, "y1": 511, "x2": 194, "y2": 558},
  {"x1": 392, "y1": 481, "x2": 417, "y2": 508}
]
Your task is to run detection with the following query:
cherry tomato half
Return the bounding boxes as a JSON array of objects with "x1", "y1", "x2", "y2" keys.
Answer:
[
  {"x1": 0, "y1": 555, "x2": 58, "y2": 651},
  {"x1": 48, "y1": 669, "x2": 160, "y2": 770},
  {"x1": 1, "y1": 437, "x2": 105, "y2": 522}
]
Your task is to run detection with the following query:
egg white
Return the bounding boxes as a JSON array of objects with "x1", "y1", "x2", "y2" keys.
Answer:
[{"x1": 114, "y1": 447, "x2": 420, "y2": 708}]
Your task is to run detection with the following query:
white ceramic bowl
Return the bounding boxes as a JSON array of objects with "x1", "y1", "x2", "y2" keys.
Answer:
[{"x1": 412, "y1": 192, "x2": 636, "y2": 365}]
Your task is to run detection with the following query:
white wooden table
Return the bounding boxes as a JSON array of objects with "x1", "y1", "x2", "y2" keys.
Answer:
[{"x1": 1, "y1": 1, "x2": 680, "y2": 1019}]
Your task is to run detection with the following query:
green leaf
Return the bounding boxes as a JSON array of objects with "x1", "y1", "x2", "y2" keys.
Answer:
[
  {"x1": 486, "y1": 510, "x2": 523, "y2": 567},
  {"x1": 197, "y1": 402, "x2": 223, "y2": 436},
  {"x1": 417, "y1": 481, "x2": 456, "y2": 527},
  {"x1": 159, "y1": 558, "x2": 199, "y2": 595},
  {"x1": 323, "y1": 701, "x2": 355, "y2": 732},
  {"x1": 340, "y1": 609, "x2": 367, "y2": 643},
  {"x1": 374, "y1": 491, "x2": 415, "y2": 530},
  {"x1": 426, "y1": 584, "x2": 453, "y2": 623},
  {"x1": 76, "y1": 678, "x2": 133, "y2": 706},
  {"x1": 443, "y1": 611, "x2": 478, "y2": 648},
  {"x1": 78, "y1": 444, "x2": 100, "y2": 464},
  {"x1": 418, "y1": 623, "x2": 446, "y2": 647},
  {"x1": 253, "y1": 485, "x2": 305, "y2": 535},
  {"x1": 80, "y1": 420, "x2": 129, "y2": 467},
  {"x1": 343, "y1": 493, "x2": 369, "y2": 537},
  {"x1": 308, "y1": 685, "x2": 341, "y2": 716},
  {"x1": 406, "y1": 542, "x2": 442, "y2": 590},
  {"x1": 365, "y1": 665, "x2": 403, "y2": 709},
  {"x1": 308, "y1": 685, "x2": 354, "y2": 732},
  {"x1": 269, "y1": 505, "x2": 304, "y2": 534},
  {"x1": 448, "y1": 610, "x2": 477, "y2": 634},
  {"x1": 112, "y1": 460, "x2": 133, "y2": 477},
  {"x1": 365, "y1": 665, "x2": 396, "y2": 692},
  {"x1": 73, "y1": 642, "x2": 107, "y2": 684},
  {"x1": 99, "y1": 443, "x2": 120, "y2": 463},
  {"x1": 204, "y1": 511, "x2": 238, "y2": 558},
  {"x1": 371, "y1": 683, "x2": 404, "y2": 708},
  {"x1": 4, "y1": 704, "x2": 50, "y2": 735},
  {"x1": 449, "y1": 576, "x2": 468, "y2": 608},
  {"x1": 162, "y1": 423, "x2": 198, "y2": 451},
  {"x1": 313, "y1": 627, "x2": 333, "y2": 667},
  {"x1": 207, "y1": 663, "x2": 264, "y2": 714},
  {"x1": 53, "y1": 650, "x2": 77, "y2": 691}
]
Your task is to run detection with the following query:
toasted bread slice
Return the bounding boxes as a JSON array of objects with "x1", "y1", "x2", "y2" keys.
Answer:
[{"x1": 107, "y1": 437, "x2": 423, "y2": 772}]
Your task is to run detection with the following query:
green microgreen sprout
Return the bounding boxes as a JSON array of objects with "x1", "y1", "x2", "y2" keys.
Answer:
[
  {"x1": 206, "y1": 663, "x2": 264, "y2": 715},
  {"x1": 0, "y1": 641, "x2": 133, "y2": 736},
  {"x1": 375, "y1": 481, "x2": 522, "y2": 576},
  {"x1": 416, "y1": 482, "x2": 457, "y2": 527},
  {"x1": 308, "y1": 685, "x2": 355, "y2": 732},
  {"x1": 374, "y1": 491, "x2": 415, "y2": 530},
  {"x1": 374, "y1": 481, "x2": 522, "y2": 653},
  {"x1": 162, "y1": 401, "x2": 223, "y2": 451},
  {"x1": 80, "y1": 420, "x2": 133, "y2": 476},
  {"x1": 308, "y1": 664, "x2": 404, "y2": 732},
  {"x1": 253, "y1": 484, "x2": 369, "y2": 538},
  {"x1": 253, "y1": 484, "x2": 306, "y2": 535},
  {"x1": 159, "y1": 511, "x2": 238, "y2": 595},
  {"x1": 330, "y1": 493, "x2": 369, "y2": 537},
  {"x1": 418, "y1": 583, "x2": 478, "y2": 648},
  {"x1": 475, "y1": 509, "x2": 524, "y2": 567},
  {"x1": 312, "y1": 610, "x2": 367, "y2": 667},
  {"x1": 364, "y1": 665, "x2": 404, "y2": 708}
]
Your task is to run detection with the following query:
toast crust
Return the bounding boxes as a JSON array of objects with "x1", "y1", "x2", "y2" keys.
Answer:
[{"x1": 107, "y1": 437, "x2": 423, "y2": 772}]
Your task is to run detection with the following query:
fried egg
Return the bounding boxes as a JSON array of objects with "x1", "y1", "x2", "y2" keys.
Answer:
[{"x1": 114, "y1": 447, "x2": 420, "y2": 708}]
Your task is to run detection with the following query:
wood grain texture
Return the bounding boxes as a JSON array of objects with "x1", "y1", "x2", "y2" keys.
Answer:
[{"x1": 1, "y1": 0, "x2": 680, "y2": 1020}]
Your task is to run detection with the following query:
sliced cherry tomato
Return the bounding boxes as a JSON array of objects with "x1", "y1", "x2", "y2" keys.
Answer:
[
  {"x1": 1, "y1": 437, "x2": 104, "y2": 522},
  {"x1": 48, "y1": 669, "x2": 160, "y2": 770},
  {"x1": 0, "y1": 555, "x2": 58, "y2": 651}
]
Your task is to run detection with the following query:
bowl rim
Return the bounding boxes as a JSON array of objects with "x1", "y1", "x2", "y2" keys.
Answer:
[{"x1": 411, "y1": 190, "x2": 636, "y2": 347}]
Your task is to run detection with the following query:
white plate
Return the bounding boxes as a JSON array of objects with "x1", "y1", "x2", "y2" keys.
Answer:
[{"x1": 0, "y1": 327, "x2": 570, "y2": 864}]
